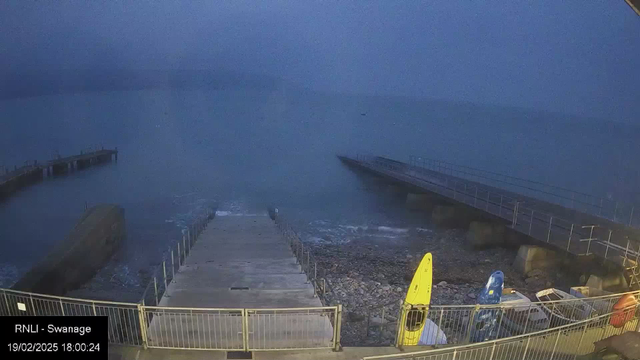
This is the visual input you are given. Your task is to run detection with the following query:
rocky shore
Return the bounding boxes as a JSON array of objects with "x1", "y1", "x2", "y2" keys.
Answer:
[{"x1": 308, "y1": 227, "x2": 575, "y2": 346}]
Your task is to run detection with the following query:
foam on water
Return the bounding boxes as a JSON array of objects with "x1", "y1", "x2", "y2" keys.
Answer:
[
  {"x1": 339, "y1": 225, "x2": 369, "y2": 232},
  {"x1": 363, "y1": 233, "x2": 403, "y2": 239},
  {"x1": 215, "y1": 211, "x2": 266, "y2": 217},
  {"x1": 377, "y1": 226, "x2": 409, "y2": 234}
]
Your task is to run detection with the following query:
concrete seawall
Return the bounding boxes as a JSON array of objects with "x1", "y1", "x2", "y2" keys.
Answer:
[{"x1": 12, "y1": 204, "x2": 125, "y2": 295}]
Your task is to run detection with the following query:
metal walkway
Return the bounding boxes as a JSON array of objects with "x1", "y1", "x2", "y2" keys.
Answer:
[{"x1": 339, "y1": 155, "x2": 640, "y2": 279}]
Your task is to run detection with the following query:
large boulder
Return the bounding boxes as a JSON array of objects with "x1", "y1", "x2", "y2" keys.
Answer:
[
  {"x1": 513, "y1": 245, "x2": 559, "y2": 275},
  {"x1": 12, "y1": 204, "x2": 125, "y2": 295},
  {"x1": 405, "y1": 193, "x2": 436, "y2": 211},
  {"x1": 431, "y1": 205, "x2": 457, "y2": 226},
  {"x1": 466, "y1": 221, "x2": 505, "y2": 248},
  {"x1": 586, "y1": 274, "x2": 628, "y2": 292}
]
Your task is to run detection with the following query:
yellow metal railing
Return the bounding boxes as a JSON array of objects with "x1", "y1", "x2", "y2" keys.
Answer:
[
  {"x1": 1, "y1": 287, "x2": 342, "y2": 352},
  {"x1": 365, "y1": 290, "x2": 640, "y2": 349},
  {"x1": 364, "y1": 303, "x2": 640, "y2": 360},
  {"x1": 1, "y1": 287, "x2": 144, "y2": 346}
]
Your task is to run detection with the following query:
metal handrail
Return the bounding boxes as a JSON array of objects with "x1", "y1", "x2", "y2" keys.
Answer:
[
  {"x1": 1, "y1": 288, "x2": 136, "y2": 306},
  {"x1": 274, "y1": 214, "x2": 336, "y2": 305},
  {"x1": 365, "y1": 290, "x2": 640, "y2": 347},
  {"x1": 143, "y1": 305, "x2": 244, "y2": 311},
  {"x1": 409, "y1": 156, "x2": 597, "y2": 203},
  {"x1": 139, "y1": 208, "x2": 215, "y2": 305},
  {"x1": 356, "y1": 155, "x2": 640, "y2": 270},
  {"x1": 1, "y1": 286, "x2": 342, "y2": 351},
  {"x1": 400, "y1": 290, "x2": 640, "y2": 310},
  {"x1": 362, "y1": 303, "x2": 640, "y2": 359},
  {"x1": 409, "y1": 155, "x2": 638, "y2": 227}
]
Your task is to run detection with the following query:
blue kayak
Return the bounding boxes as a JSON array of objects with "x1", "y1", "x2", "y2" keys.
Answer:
[{"x1": 469, "y1": 270, "x2": 504, "y2": 342}]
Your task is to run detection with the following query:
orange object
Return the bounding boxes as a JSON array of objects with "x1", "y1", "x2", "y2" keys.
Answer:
[{"x1": 609, "y1": 294, "x2": 638, "y2": 328}]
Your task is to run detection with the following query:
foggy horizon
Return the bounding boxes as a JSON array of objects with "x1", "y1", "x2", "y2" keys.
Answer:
[{"x1": 2, "y1": 1, "x2": 639, "y2": 123}]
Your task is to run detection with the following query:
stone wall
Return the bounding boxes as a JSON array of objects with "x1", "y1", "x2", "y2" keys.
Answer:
[{"x1": 12, "y1": 204, "x2": 125, "y2": 295}]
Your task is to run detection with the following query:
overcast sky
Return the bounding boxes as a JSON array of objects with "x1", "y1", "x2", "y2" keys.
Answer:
[{"x1": 1, "y1": 1, "x2": 638, "y2": 122}]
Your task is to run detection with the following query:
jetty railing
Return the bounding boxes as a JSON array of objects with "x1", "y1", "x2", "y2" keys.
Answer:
[
  {"x1": 140, "y1": 208, "x2": 215, "y2": 306},
  {"x1": 353, "y1": 155, "x2": 640, "y2": 272},
  {"x1": 408, "y1": 156, "x2": 638, "y2": 228},
  {"x1": 274, "y1": 215, "x2": 337, "y2": 307}
]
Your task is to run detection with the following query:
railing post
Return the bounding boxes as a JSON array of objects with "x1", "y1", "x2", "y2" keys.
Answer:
[
  {"x1": 25, "y1": 294, "x2": 35, "y2": 316},
  {"x1": 521, "y1": 337, "x2": 531, "y2": 360},
  {"x1": 323, "y1": 278, "x2": 326, "y2": 298},
  {"x1": 242, "y1": 309, "x2": 249, "y2": 352},
  {"x1": 573, "y1": 321, "x2": 589, "y2": 360},
  {"x1": 495, "y1": 307, "x2": 504, "y2": 339},
  {"x1": 333, "y1": 304, "x2": 343, "y2": 351},
  {"x1": 623, "y1": 240, "x2": 631, "y2": 267},
  {"x1": 549, "y1": 327, "x2": 562, "y2": 360},
  {"x1": 182, "y1": 235, "x2": 187, "y2": 258},
  {"x1": 162, "y1": 261, "x2": 167, "y2": 290},
  {"x1": 547, "y1": 217, "x2": 553, "y2": 242},
  {"x1": 584, "y1": 225, "x2": 596, "y2": 256},
  {"x1": 434, "y1": 309, "x2": 444, "y2": 348},
  {"x1": 529, "y1": 210, "x2": 534, "y2": 235},
  {"x1": 171, "y1": 250, "x2": 175, "y2": 279},
  {"x1": 59, "y1": 299, "x2": 65, "y2": 316},
  {"x1": 604, "y1": 230, "x2": 612, "y2": 259},
  {"x1": 465, "y1": 305, "x2": 479, "y2": 343},
  {"x1": 395, "y1": 303, "x2": 406, "y2": 349},
  {"x1": 153, "y1": 277, "x2": 158, "y2": 306},
  {"x1": 567, "y1": 224, "x2": 574, "y2": 251},
  {"x1": 488, "y1": 343, "x2": 497, "y2": 360},
  {"x1": 177, "y1": 242, "x2": 181, "y2": 267},
  {"x1": 548, "y1": 303, "x2": 556, "y2": 328},
  {"x1": 137, "y1": 303, "x2": 148, "y2": 349},
  {"x1": 3, "y1": 289, "x2": 11, "y2": 316},
  {"x1": 512, "y1": 201, "x2": 519, "y2": 228},
  {"x1": 522, "y1": 305, "x2": 532, "y2": 335},
  {"x1": 92, "y1": 301, "x2": 97, "y2": 316},
  {"x1": 486, "y1": 191, "x2": 490, "y2": 211}
]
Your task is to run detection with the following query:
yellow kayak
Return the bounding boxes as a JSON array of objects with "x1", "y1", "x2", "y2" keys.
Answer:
[{"x1": 397, "y1": 253, "x2": 433, "y2": 346}]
